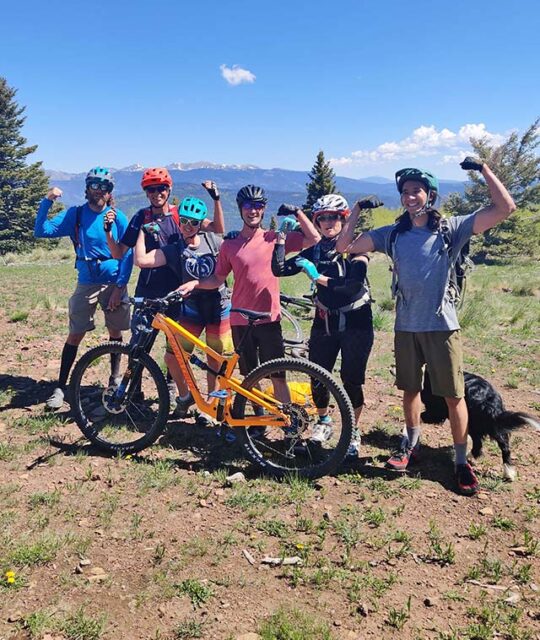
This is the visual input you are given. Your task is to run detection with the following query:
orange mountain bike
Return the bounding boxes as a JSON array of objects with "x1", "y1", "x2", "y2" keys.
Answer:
[{"x1": 69, "y1": 292, "x2": 354, "y2": 479}]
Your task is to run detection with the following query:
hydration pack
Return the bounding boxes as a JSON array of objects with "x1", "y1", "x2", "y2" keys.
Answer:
[{"x1": 386, "y1": 217, "x2": 474, "y2": 310}]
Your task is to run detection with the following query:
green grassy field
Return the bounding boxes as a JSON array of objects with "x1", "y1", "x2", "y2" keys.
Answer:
[{"x1": 0, "y1": 246, "x2": 538, "y2": 640}]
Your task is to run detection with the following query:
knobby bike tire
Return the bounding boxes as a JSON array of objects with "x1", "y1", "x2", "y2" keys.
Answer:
[
  {"x1": 70, "y1": 342, "x2": 169, "y2": 455},
  {"x1": 233, "y1": 357, "x2": 354, "y2": 479}
]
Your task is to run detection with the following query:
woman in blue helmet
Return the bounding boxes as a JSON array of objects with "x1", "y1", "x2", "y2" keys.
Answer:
[
  {"x1": 336, "y1": 158, "x2": 516, "y2": 496},
  {"x1": 134, "y1": 193, "x2": 232, "y2": 420}
]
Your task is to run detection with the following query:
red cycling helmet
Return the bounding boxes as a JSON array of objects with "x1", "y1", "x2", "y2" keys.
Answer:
[{"x1": 141, "y1": 168, "x2": 173, "y2": 189}]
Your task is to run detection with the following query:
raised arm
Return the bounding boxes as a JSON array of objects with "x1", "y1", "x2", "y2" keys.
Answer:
[
  {"x1": 200, "y1": 181, "x2": 225, "y2": 234},
  {"x1": 458, "y1": 158, "x2": 517, "y2": 234},
  {"x1": 34, "y1": 187, "x2": 74, "y2": 238},
  {"x1": 336, "y1": 202, "x2": 375, "y2": 254},
  {"x1": 297, "y1": 210, "x2": 320, "y2": 248},
  {"x1": 134, "y1": 228, "x2": 166, "y2": 268}
]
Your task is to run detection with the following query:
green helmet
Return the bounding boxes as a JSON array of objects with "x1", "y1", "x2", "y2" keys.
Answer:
[
  {"x1": 395, "y1": 168, "x2": 439, "y2": 195},
  {"x1": 179, "y1": 197, "x2": 208, "y2": 221},
  {"x1": 86, "y1": 166, "x2": 114, "y2": 190}
]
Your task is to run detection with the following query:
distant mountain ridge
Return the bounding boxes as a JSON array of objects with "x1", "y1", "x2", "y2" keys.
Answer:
[{"x1": 45, "y1": 163, "x2": 466, "y2": 210}]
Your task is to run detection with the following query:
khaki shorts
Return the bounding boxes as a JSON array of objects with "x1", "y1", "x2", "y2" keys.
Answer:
[
  {"x1": 394, "y1": 330, "x2": 464, "y2": 398},
  {"x1": 68, "y1": 283, "x2": 130, "y2": 335}
]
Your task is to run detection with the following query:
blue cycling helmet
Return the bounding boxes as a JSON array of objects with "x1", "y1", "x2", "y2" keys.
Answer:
[
  {"x1": 86, "y1": 166, "x2": 114, "y2": 191},
  {"x1": 179, "y1": 197, "x2": 208, "y2": 221}
]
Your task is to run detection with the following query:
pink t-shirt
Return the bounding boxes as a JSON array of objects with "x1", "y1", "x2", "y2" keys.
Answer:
[{"x1": 216, "y1": 229, "x2": 304, "y2": 326}]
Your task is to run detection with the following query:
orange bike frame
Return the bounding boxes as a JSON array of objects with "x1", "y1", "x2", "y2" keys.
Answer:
[{"x1": 151, "y1": 314, "x2": 290, "y2": 429}]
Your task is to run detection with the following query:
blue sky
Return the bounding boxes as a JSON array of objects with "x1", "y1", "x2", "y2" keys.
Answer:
[{"x1": 1, "y1": 0, "x2": 538, "y2": 179}]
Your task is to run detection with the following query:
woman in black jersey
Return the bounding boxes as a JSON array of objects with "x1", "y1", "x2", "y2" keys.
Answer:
[{"x1": 272, "y1": 194, "x2": 374, "y2": 458}]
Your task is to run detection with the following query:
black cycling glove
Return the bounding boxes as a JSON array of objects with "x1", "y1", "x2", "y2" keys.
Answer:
[
  {"x1": 277, "y1": 203, "x2": 302, "y2": 217},
  {"x1": 460, "y1": 157, "x2": 484, "y2": 172},
  {"x1": 357, "y1": 195, "x2": 383, "y2": 209},
  {"x1": 202, "y1": 181, "x2": 220, "y2": 201}
]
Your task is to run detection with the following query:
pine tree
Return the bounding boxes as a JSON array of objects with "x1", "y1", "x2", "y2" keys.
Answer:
[
  {"x1": 304, "y1": 150, "x2": 337, "y2": 211},
  {"x1": 444, "y1": 118, "x2": 540, "y2": 261},
  {"x1": 0, "y1": 77, "x2": 49, "y2": 255}
]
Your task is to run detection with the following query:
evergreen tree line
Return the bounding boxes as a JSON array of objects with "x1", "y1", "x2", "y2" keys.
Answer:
[{"x1": 0, "y1": 75, "x2": 538, "y2": 261}]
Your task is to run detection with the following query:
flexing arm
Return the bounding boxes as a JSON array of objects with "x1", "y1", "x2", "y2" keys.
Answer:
[
  {"x1": 468, "y1": 162, "x2": 517, "y2": 234},
  {"x1": 34, "y1": 188, "x2": 74, "y2": 238},
  {"x1": 200, "y1": 181, "x2": 225, "y2": 234},
  {"x1": 297, "y1": 210, "x2": 321, "y2": 248},
  {"x1": 335, "y1": 202, "x2": 375, "y2": 254},
  {"x1": 134, "y1": 228, "x2": 166, "y2": 268}
]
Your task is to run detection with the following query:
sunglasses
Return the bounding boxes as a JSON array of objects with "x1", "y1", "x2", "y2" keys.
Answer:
[
  {"x1": 179, "y1": 216, "x2": 201, "y2": 226},
  {"x1": 87, "y1": 182, "x2": 111, "y2": 193},
  {"x1": 242, "y1": 202, "x2": 265, "y2": 211},
  {"x1": 145, "y1": 185, "x2": 169, "y2": 194},
  {"x1": 317, "y1": 213, "x2": 341, "y2": 222}
]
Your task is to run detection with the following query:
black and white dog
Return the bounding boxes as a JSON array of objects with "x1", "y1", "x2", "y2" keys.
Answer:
[{"x1": 421, "y1": 370, "x2": 540, "y2": 481}]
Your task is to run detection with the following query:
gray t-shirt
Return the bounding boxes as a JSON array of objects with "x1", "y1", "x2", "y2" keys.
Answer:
[{"x1": 368, "y1": 213, "x2": 476, "y2": 332}]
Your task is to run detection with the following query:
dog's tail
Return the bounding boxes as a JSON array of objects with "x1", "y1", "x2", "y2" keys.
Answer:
[{"x1": 498, "y1": 411, "x2": 540, "y2": 432}]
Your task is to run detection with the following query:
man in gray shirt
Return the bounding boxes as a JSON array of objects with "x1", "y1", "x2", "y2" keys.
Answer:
[{"x1": 337, "y1": 158, "x2": 516, "y2": 496}]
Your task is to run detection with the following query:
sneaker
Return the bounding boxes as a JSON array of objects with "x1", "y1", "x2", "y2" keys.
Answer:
[
  {"x1": 167, "y1": 382, "x2": 177, "y2": 411},
  {"x1": 46, "y1": 387, "x2": 65, "y2": 410},
  {"x1": 456, "y1": 462, "x2": 479, "y2": 496},
  {"x1": 311, "y1": 416, "x2": 333, "y2": 443},
  {"x1": 174, "y1": 392, "x2": 194, "y2": 418},
  {"x1": 386, "y1": 441, "x2": 420, "y2": 471},
  {"x1": 346, "y1": 438, "x2": 361, "y2": 459}
]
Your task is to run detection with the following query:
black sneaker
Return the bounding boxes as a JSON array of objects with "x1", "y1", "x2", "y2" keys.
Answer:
[{"x1": 456, "y1": 463, "x2": 479, "y2": 496}]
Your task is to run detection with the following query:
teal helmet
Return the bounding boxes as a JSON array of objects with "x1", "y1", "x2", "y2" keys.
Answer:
[
  {"x1": 179, "y1": 197, "x2": 208, "y2": 221},
  {"x1": 395, "y1": 168, "x2": 439, "y2": 198},
  {"x1": 86, "y1": 166, "x2": 114, "y2": 191}
]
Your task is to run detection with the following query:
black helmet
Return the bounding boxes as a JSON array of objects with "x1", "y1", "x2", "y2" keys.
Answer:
[{"x1": 236, "y1": 184, "x2": 267, "y2": 210}]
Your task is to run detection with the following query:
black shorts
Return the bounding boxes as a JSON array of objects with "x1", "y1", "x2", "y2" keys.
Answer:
[{"x1": 232, "y1": 321, "x2": 285, "y2": 377}]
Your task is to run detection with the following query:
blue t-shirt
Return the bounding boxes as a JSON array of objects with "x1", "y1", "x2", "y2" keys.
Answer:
[
  {"x1": 368, "y1": 213, "x2": 476, "y2": 332},
  {"x1": 121, "y1": 208, "x2": 181, "y2": 298},
  {"x1": 34, "y1": 199, "x2": 132, "y2": 285}
]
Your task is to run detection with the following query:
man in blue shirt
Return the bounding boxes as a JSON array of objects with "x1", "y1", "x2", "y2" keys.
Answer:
[{"x1": 34, "y1": 166, "x2": 133, "y2": 409}]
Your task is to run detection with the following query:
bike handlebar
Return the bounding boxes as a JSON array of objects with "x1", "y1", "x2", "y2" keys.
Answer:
[
  {"x1": 280, "y1": 293, "x2": 314, "y2": 309},
  {"x1": 128, "y1": 290, "x2": 184, "y2": 311}
]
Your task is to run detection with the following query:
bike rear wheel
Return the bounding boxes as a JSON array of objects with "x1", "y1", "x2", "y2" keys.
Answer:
[
  {"x1": 233, "y1": 357, "x2": 354, "y2": 479},
  {"x1": 70, "y1": 343, "x2": 169, "y2": 454}
]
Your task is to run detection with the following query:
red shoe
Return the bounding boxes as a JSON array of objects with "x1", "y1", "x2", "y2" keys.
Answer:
[
  {"x1": 456, "y1": 463, "x2": 479, "y2": 496},
  {"x1": 386, "y1": 442, "x2": 420, "y2": 471}
]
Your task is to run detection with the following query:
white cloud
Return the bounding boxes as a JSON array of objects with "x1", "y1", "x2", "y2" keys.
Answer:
[
  {"x1": 220, "y1": 64, "x2": 256, "y2": 86},
  {"x1": 330, "y1": 123, "x2": 506, "y2": 167}
]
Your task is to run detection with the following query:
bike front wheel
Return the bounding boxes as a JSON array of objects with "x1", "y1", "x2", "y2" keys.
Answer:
[
  {"x1": 233, "y1": 357, "x2": 354, "y2": 479},
  {"x1": 70, "y1": 342, "x2": 169, "y2": 455}
]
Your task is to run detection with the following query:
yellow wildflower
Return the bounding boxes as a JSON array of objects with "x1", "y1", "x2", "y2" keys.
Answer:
[{"x1": 5, "y1": 570, "x2": 15, "y2": 584}]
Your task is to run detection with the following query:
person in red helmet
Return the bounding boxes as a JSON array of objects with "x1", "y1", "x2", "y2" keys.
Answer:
[
  {"x1": 105, "y1": 168, "x2": 224, "y2": 406},
  {"x1": 105, "y1": 169, "x2": 224, "y2": 300}
]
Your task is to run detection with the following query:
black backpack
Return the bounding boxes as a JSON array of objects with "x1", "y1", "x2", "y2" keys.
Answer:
[{"x1": 386, "y1": 218, "x2": 474, "y2": 308}]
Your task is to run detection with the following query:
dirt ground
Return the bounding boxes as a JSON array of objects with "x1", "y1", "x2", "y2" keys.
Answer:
[{"x1": 0, "y1": 295, "x2": 539, "y2": 640}]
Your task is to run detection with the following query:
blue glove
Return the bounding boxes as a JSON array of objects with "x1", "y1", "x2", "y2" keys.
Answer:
[
  {"x1": 279, "y1": 216, "x2": 300, "y2": 234},
  {"x1": 295, "y1": 257, "x2": 320, "y2": 281},
  {"x1": 224, "y1": 230, "x2": 240, "y2": 240}
]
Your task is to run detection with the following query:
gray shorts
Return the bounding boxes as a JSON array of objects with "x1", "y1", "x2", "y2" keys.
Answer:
[
  {"x1": 394, "y1": 330, "x2": 465, "y2": 398},
  {"x1": 68, "y1": 283, "x2": 130, "y2": 335}
]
